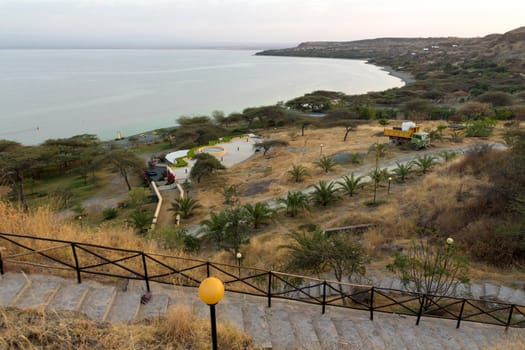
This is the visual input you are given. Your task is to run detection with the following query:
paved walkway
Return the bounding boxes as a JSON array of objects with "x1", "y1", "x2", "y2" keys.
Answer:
[
  {"x1": 165, "y1": 134, "x2": 262, "y2": 182},
  {"x1": 1, "y1": 272, "x2": 523, "y2": 349}
]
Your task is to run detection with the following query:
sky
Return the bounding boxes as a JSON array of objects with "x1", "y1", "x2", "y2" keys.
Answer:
[{"x1": 0, "y1": 0, "x2": 523, "y2": 48}]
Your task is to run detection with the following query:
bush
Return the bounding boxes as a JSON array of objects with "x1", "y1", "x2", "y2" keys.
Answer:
[
  {"x1": 465, "y1": 118, "x2": 496, "y2": 137},
  {"x1": 102, "y1": 207, "x2": 118, "y2": 220}
]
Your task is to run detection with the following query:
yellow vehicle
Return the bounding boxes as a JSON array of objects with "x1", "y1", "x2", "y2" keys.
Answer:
[{"x1": 384, "y1": 122, "x2": 429, "y2": 149}]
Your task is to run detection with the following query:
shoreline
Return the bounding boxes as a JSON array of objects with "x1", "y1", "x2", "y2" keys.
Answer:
[{"x1": 376, "y1": 64, "x2": 415, "y2": 85}]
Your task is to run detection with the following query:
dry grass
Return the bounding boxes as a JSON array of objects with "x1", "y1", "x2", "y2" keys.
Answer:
[{"x1": 0, "y1": 305, "x2": 258, "y2": 349}]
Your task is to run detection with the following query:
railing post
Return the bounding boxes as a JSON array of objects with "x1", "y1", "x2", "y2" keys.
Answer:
[
  {"x1": 322, "y1": 281, "x2": 327, "y2": 314},
  {"x1": 370, "y1": 287, "x2": 375, "y2": 321},
  {"x1": 416, "y1": 294, "x2": 426, "y2": 326},
  {"x1": 456, "y1": 299, "x2": 466, "y2": 329},
  {"x1": 267, "y1": 272, "x2": 272, "y2": 308},
  {"x1": 505, "y1": 304, "x2": 515, "y2": 331},
  {"x1": 71, "y1": 243, "x2": 81, "y2": 284},
  {"x1": 206, "y1": 262, "x2": 210, "y2": 277},
  {"x1": 141, "y1": 252, "x2": 150, "y2": 292},
  {"x1": 0, "y1": 248, "x2": 4, "y2": 275}
]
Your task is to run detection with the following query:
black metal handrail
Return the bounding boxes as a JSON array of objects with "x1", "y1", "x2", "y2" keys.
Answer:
[{"x1": 0, "y1": 232, "x2": 523, "y2": 330}]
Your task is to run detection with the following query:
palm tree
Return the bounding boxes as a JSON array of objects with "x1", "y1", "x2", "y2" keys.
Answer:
[
  {"x1": 127, "y1": 209, "x2": 152, "y2": 234},
  {"x1": 243, "y1": 202, "x2": 274, "y2": 229},
  {"x1": 439, "y1": 150, "x2": 458, "y2": 163},
  {"x1": 278, "y1": 191, "x2": 310, "y2": 217},
  {"x1": 337, "y1": 173, "x2": 363, "y2": 197},
  {"x1": 169, "y1": 197, "x2": 202, "y2": 219},
  {"x1": 288, "y1": 164, "x2": 309, "y2": 183},
  {"x1": 314, "y1": 155, "x2": 336, "y2": 173},
  {"x1": 369, "y1": 167, "x2": 387, "y2": 204},
  {"x1": 393, "y1": 162, "x2": 413, "y2": 182},
  {"x1": 310, "y1": 180, "x2": 340, "y2": 206},
  {"x1": 200, "y1": 211, "x2": 229, "y2": 248},
  {"x1": 414, "y1": 155, "x2": 438, "y2": 174}
]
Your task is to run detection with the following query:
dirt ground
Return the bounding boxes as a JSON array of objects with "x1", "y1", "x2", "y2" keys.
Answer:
[{"x1": 189, "y1": 121, "x2": 495, "y2": 217}]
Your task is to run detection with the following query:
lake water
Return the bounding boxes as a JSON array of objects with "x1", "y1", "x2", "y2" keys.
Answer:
[{"x1": 0, "y1": 49, "x2": 404, "y2": 145}]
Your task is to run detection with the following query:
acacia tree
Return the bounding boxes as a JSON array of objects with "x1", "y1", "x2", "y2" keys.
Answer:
[
  {"x1": 0, "y1": 141, "x2": 43, "y2": 210},
  {"x1": 105, "y1": 148, "x2": 145, "y2": 191},
  {"x1": 253, "y1": 139, "x2": 289, "y2": 157},
  {"x1": 190, "y1": 153, "x2": 225, "y2": 183},
  {"x1": 387, "y1": 238, "x2": 469, "y2": 308}
]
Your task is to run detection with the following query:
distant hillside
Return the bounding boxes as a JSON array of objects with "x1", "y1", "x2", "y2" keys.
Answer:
[{"x1": 257, "y1": 27, "x2": 525, "y2": 73}]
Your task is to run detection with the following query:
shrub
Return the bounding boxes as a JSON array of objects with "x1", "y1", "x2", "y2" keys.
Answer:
[
  {"x1": 102, "y1": 207, "x2": 118, "y2": 220},
  {"x1": 465, "y1": 118, "x2": 496, "y2": 137}
]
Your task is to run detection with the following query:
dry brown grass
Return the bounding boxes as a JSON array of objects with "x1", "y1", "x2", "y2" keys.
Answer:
[{"x1": 0, "y1": 305, "x2": 258, "y2": 349}]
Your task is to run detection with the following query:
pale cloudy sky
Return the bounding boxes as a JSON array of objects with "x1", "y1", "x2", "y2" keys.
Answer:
[{"x1": 0, "y1": 0, "x2": 523, "y2": 48}]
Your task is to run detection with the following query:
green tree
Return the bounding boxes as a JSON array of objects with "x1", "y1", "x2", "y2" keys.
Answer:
[
  {"x1": 439, "y1": 150, "x2": 458, "y2": 163},
  {"x1": 369, "y1": 167, "x2": 387, "y2": 204},
  {"x1": 242, "y1": 202, "x2": 274, "y2": 229},
  {"x1": 278, "y1": 191, "x2": 310, "y2": 217},
  {"x1": 222, "y1": 184, "x2": 240, "y2": 206},
  {"x1": 314, "y1": 155, "x2": 336, "y2": 174},
  {"x1": 414, "y1": 155, "x2": 438, "y2": 174},
  {"x1": 105, "y1": 148, "x2": 145, "y2": 191},
  {"x1": 0, "y1": 141, "x2": 44, "y2": 210},
  {"x1": 190, "y1": 153, "x2": 225, "y2": 183},
  {"x1": 200, "y1": 211, "x2": 229, "y2": 248},
  {"x1": 281, "y1": 229, "x2": 369, "y2": 292},
  {"x1": 128, "y1": 209, "x2": 152, "y2": 234},
  {"x1": 288, "y1": 164, "x2": 309, "y2": 183},
  {"x1": 310, "y1": 180, "x2": 340, "y2": 206},
  {"x1": 128, "y1": 187, "x2": 150, "y2": 208},
  {"x1": 337, "y1": 173, "x2": 364, "y2": 197},
  {"x1": 393, "y1": 162, "x2": 413, "y2": 182},
  {"x1": 387, "y1": 238, "x2": 469, "y2": 308},
  {"x1": 169, "y1": 197, "x2": 202, "y2": 219},
  {"x1": 201, "y1": 207, "x2": 251, "y2": 252},
  {"x1": 254, "y1": 139, "x2": 289, "y2": 157}
]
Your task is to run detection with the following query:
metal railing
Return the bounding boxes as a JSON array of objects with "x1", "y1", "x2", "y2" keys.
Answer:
[{"x1": 1, "y1": 232, "x2": 524, "y2": 330}]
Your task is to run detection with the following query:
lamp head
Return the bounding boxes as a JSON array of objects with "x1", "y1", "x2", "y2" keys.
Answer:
[{"x1": 198, "y1": 277, "x2": 225, "y2": 305}]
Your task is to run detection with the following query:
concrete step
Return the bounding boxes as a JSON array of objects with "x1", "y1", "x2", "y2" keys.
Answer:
[
  {"x1": 80, "y1": 286, "x2": 117, "y2": 322},
  {"x1": 14, "y1": 279, "x2": 59, "y2": 309},
  {"x1": 287, "y1": 310, "x2": 322, "y2": 350},
  {"x1": 267, "y1": 308, "x2": 296, "y2": 350},
  {"x1": 353, "y1": 320, "x2": 388, "y2": 349},
  {"x1": 332, "y1": 317, "x2": 367, "y2": 349},
  {"x1": 106, "y1": 290, "x2": 142, "y2": 322},
  {"x1": 48, "y1": 282, "x2": 89, "y2": 311},
  {"x1": 312, "y1": 314, "x2": 340, "y2": 350},
  {"x1": 0, "y1": 273, "x2": 29, "y2": 306},
  {"x1": 242, "y1": 303, "x2": 272, "y2": 350},
  {"x1": 136, "y1": 293, "x2": 169, "y2": 320},
  {"x1": 217, "y1": 301, "x2": 244, "y2": 332}
]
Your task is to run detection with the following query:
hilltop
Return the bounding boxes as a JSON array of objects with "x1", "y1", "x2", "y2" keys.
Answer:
[{"x1": 257, "y1": 26, "x2": 525, "y2": 71}]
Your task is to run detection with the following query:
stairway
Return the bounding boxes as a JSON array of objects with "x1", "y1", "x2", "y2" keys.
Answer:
[{"x1": 1, "y1": 272, "x2": 523, "y2": 349}]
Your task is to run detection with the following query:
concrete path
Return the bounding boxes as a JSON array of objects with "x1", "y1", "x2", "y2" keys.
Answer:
[{"x1": 1, "y1": 272, "x2": 523, "y2": 349}]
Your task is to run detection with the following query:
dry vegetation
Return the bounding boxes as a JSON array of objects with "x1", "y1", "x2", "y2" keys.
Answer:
[{"x1": 0, "y1": 305, "x2": 257, "y2": 349}]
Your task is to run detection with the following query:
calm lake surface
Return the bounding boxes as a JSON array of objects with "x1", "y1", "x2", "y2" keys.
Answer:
[{"x1": 0, "y1": 49, "x2": 404, "y2": 145}]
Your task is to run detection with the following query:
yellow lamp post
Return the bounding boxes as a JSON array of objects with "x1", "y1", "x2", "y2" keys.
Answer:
[{"x1": 198, "y1": 277, "x2": 225, "y2": 350}]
